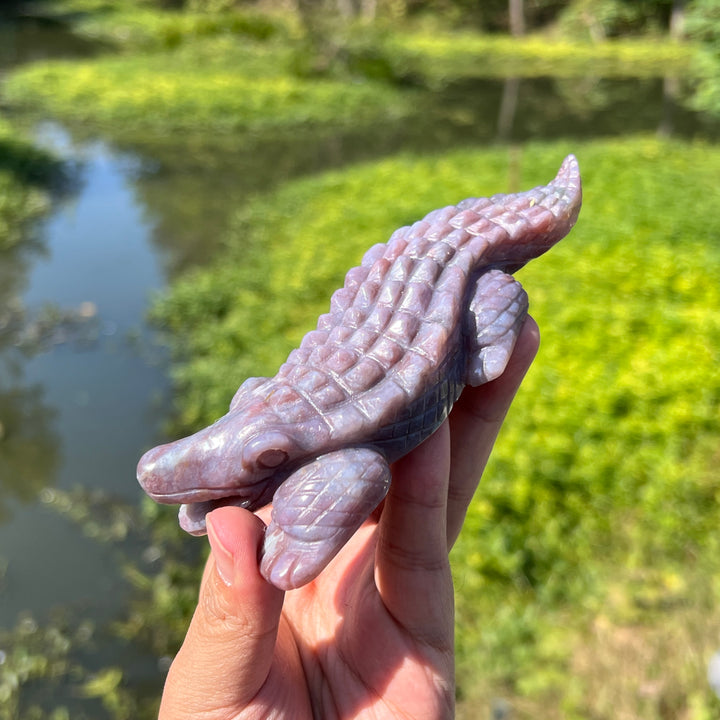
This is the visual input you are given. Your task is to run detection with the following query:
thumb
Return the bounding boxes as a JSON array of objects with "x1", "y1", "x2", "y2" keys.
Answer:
[{"x1": 159, "y1": 505, "x2": 285, "y2": 720}]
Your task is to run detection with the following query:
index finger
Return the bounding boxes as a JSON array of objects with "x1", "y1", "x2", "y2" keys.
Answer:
[{"x1": 446, "y1": 317, "x2": 540, "y2": 548}]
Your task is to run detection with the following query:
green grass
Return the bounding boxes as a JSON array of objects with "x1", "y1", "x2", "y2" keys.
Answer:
[{"x1": 151, "y1": 136, "x2": 720, "y2": 718}]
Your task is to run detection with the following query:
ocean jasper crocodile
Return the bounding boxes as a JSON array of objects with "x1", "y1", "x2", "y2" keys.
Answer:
[{"x1": 137, "y1": 155, "x2": 582, "y2": 590}]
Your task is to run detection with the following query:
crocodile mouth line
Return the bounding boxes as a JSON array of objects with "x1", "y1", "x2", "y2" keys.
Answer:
[{"x1": 145, "y1": 486, "x2": 247, "y2": 504}]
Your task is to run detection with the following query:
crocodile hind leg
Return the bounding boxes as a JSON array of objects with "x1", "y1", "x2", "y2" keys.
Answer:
[
  {"x1": 260, "y1": 448, "x2": 391, "y2": 590},
  {"x1": 464, "y1": 268, "x2": 529, "y2": 386}
]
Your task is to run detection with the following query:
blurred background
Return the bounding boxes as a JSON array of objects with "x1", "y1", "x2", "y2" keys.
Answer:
[{"x1": 0, "y1": 1, "x2": 719, "y2": 717}]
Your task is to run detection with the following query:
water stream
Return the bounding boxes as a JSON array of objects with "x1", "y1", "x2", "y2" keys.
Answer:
[{"x1": 0, "y1": 123, "x2": 171, "y2": 625}]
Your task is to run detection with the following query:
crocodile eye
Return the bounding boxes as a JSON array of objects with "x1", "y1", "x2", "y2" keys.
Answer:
[
  {"x1": 243, "y1": 431, "x2": 293, "y2": 471},
  {"x1": 257, "y1": 448, "x2": 288, "y2": 469}
]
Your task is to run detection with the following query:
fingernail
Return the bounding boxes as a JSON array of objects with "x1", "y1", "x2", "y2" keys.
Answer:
[{"x1": 207, "y1": 514, "x2": 235, "y2": 586}]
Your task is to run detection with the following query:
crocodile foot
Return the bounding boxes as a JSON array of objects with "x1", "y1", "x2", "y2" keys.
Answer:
[{"x1": 260, "y1": 448, "x2": 391, "y2": 590}]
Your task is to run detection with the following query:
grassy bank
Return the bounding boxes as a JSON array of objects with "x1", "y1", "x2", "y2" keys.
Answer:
[
  {"x1": 378, "y1": 31, "x2": 694, "y2": 85},
  {"x1": 1, "y1": 35, "x2": 417, "y2": 136},
  {"x1": 151, "y1": 136, "x2": 720, "y2": 718},
  {"x1": 17, "y1": 0, "x2": 295, "y2": 51}
]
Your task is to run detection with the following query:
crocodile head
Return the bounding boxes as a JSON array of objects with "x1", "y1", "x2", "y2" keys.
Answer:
[{"x1": 136, "y1": 408, "x2": 306, "y2": 535}]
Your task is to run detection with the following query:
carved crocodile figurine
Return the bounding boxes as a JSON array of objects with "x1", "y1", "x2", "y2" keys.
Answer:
[{"x1": 137, "y1": 155, "x2": 582, "y2": 590}]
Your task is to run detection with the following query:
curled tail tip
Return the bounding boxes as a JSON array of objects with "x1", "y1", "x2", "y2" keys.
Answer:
[
  {"x1": 554, "y1": 154, "x2": 583, "y2": 225},
  {"x1": 558, "y1": 153, "x2": 582, "y2": 192},
  {"x1": 561, "y1": 152, "x2": 580, "y2": 172}
]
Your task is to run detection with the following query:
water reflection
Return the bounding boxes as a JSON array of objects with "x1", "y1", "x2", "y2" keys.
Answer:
[
  {"x1": 0, "y1": 130, "x2": 73, "y2": 521},
  {"x1": 497, "y1": 77, "x2": 520, "y2": 141},
  {"x1": 104, "y1": 74, "x2": 714, "y2": 280},
  {"x1": 0, "y1": 382, "x2": 59, "y2": 521},
  {"x1": 0, "y1": 9, "x2": 108, "y2": 69}
]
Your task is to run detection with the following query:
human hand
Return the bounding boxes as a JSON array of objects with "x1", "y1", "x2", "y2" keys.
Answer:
[{"x1": 158, "y1": 318, "x2": 540, "y2": 720}]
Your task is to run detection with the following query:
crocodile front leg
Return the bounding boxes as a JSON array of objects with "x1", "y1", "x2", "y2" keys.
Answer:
[
  {"x1": 464, "y1": 268, "x2": 529, "y2": 386},
  {"x1": 260, "y1": 448, "x2": 391, "y2": 590}
]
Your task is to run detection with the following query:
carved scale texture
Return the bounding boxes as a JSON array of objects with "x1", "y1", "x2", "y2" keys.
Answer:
[{"x1": 229, "y1": 156, "x2": 582, "y2": 459}]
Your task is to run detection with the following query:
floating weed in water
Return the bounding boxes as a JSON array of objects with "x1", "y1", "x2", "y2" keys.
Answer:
[
  {"x1": 1, "y1": 301, "x2": 103, "y2": 355},
  {"x1": 40, "y1": 487, "x2": 136, "y2": 543}
]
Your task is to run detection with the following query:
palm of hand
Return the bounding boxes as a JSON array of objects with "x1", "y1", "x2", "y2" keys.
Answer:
[{"x1": 252, "y1": 495, "x2": 455, "y2": 720}]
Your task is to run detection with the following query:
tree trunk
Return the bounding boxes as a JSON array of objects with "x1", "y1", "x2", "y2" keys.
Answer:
[
  {"x1": 669, "y1": 0, "x2": 686, "y2": 40},
  {"x1": 508, "y1": 0, "x2": 525, "y2": 37},
  {"x1": 361, "y1": 0, "x2": 376, "y2": 22},
  {"x1": 336, "y1": 0, "x2": 354, "y2": 19},
  {"x1": 497, "y1": 77, "x2": 520, "y2": 142}
]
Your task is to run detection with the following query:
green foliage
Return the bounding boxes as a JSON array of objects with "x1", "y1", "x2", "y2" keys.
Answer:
[
  {"x1": 2, "y1": 4, "x2": 695, "y2": 139},
  {"x1": 376, "y1": 31, "x2": 693, "y2": 86},
  {"x1": 39, "y1": 486, "x2": 205, "y2": 658},
  {"x1": 464, "y1": 138, "x2": 720, "y2": 585},
  {"x1": 450, "y1": 137, "x2": 720, "y2": 712},
  {"x1": 686, "y1": 0, "x2": 720, "y2": 117},
  {"x1": 557, "y1": 0, "x2": 675, "y2": 41},
  {"x1": 152, "y1": 137, "x2": 720, "y2": 715},
  {"x1": 112, "y1": 496, "x2": 205, "y2": 660}
]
